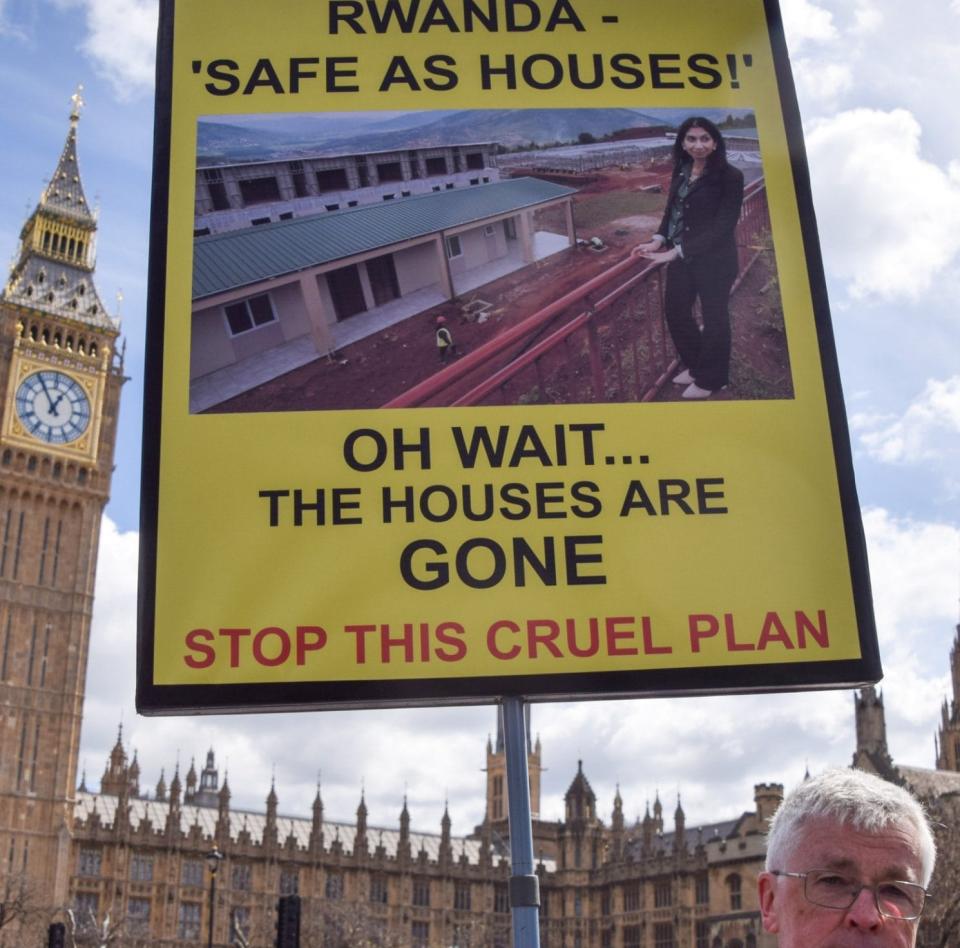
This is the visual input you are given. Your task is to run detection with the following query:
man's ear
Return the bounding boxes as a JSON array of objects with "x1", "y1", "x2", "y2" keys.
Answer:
[{"x1": 757, "y1": 872, "x2": 780, "y2": 934}]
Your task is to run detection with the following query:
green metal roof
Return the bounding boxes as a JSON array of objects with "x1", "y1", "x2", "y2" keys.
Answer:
[{"x1": 192, "y1": 177, "x2": 576, "y2": 300}]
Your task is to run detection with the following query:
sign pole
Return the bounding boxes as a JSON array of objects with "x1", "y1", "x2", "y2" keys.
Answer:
[{"x1": 502, "y1": 695, "x2": 541, "y2": 948}]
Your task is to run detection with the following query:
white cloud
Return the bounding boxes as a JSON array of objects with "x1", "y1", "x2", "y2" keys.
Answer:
[
  {"x1": 784, "y1": 1, "x2": 960, "y2": 170},
  {"x1": 80, "y1": 0, "x2": 157, "y2": 97},
  {"x1": 859, "y1": 509, "x2": 959, "y2": 762},
  {"x1": 780, "y1": 0, "x2": 838, "y2": 48},
  {"x1": 852, "y1": 1, "x2": 883, "y2": 34},
  {"x1": 0, "y1": 0, "x2": 32, "y2": 38},
  {"x1": 793, "y1": 58, "x2": 853, "y2": 109},
  {"x1": 804, "y1": 108, "x2": 960, "y2": 301},
  {"x1": 49, "y1": 0, "x2": 157, "y2": 98},
  {"x1": 855, "y1": 375, "x2": 960, "y2": 463},
  {"x1": 861, "y1": 508, "x2": 960, "y2": 635}
]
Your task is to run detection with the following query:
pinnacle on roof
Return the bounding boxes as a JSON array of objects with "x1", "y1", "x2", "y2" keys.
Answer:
[
  {"x1": 109, "y1": 724, "x2": 126, "y2": 763},
  {"x1": 2, "y1": 88, "x2": 117, "y2": 331},
  {"x1": 199, "y1": 749, "x2": 219, "y2": 792},
  {"x1": 169, "y1": 764, "x2": 182, "y2": 799},
  {"x1": 38, "y1": 86, "x2": 96, "y2": 227}
]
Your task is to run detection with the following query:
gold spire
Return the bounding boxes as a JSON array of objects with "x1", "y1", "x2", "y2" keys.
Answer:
[{"x1": 70, "y1": 84, "x2": 85, "y2": 125}]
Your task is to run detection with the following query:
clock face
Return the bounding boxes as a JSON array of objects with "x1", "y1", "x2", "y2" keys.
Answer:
[{"x1": 15, "y1": 370, "x2": 91, "y2": 445}]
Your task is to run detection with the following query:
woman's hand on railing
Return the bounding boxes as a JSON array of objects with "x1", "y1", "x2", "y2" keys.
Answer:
[
  {"x1": 634, "y1": 238, "x2": 663, "y2": 254},
  {"x1": 637, "y1": 246, "x2": 681, "y2": 264}
]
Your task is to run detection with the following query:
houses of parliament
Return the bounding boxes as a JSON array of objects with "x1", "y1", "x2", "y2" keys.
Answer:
[{"x1": 2, "y1": 99, "x2": 960, "y2": 948}]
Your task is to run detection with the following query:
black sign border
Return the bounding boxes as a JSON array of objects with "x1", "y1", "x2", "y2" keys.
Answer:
[{"x1": 136, "y1": 0, "x2": 881, "y2": 715}]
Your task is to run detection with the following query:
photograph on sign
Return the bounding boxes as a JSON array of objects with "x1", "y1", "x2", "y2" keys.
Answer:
[
  {"x1": 189, "y1": 107, "x2": 791, "y2": 414},
  {"x1": 138, "y1": 0, "x2": 878, "y2": 713}
]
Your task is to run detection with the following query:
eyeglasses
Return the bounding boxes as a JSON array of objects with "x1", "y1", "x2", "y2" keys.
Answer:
[{"x1": 770, "y1": 869, "x2": 927, "y2": 920}]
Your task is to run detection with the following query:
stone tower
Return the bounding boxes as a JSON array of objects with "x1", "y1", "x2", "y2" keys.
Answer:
[
  {"x1": 851, "y1": 685, "x2": 896, "y2": 780},
  {"x1": 936, "y1": 623, "x2": 960, "y2": 771},
  {"x1": 0, "y1": 90, "x2": 123, "y2": 914},
  {"x1": 484, "y1": 704, "x2": 542, "y2": 827}
]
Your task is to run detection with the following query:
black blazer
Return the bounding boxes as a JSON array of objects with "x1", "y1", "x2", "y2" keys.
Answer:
[{"x1": 656, "y1": 163, "x2": 745, "y2": 266}]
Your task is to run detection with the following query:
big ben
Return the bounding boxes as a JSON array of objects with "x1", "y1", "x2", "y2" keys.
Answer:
[{"x1": 0, "y1": 90, "x2": 123, "y2": 924}]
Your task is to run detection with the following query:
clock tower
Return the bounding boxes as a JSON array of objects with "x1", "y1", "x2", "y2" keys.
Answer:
[{"x1": 0, "y1": 90, "x2": 123, "y2": 917}]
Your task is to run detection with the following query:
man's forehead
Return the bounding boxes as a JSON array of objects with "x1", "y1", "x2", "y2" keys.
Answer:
[{"x1": 789, "y1": 816, "x2": 922, "y2": 880}]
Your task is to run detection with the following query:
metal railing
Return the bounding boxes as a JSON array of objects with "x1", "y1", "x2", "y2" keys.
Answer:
[{"x1": 385, "y1": 178, "x2": 768, "y2": 409}]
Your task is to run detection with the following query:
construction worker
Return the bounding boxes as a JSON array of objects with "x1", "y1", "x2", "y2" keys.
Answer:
[{"x1": 435, "y1": 315, "x2": 457, "y2": 362}]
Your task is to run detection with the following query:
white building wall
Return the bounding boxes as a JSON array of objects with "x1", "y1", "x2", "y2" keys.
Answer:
[
  {"x1": 190, "y1": 281, "x2": 313, "y2": 379},
  {"x1": 447, "y1": 222, "x2": 510, "y2": 278},
  {"x1": 272, "y1": 281, "x2": 312, "y2": 341},
  {"x1": 191, "y1": 306, "x2": 235, "y2": 379},
  {"x1": 232, "y1": 317, "x2": 285, "y2": 363},
  {"x1": 394, "y1": 243, "x2": 443, "y2": 296}
]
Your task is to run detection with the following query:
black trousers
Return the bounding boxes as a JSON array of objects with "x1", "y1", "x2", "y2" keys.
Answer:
[{"x1": 664, "y1": 253, "x2": 737, "y2": 391}]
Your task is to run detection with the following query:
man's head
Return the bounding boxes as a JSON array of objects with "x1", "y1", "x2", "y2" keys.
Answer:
[{"x1": 758, "y1": 768, "x2": 936, "y2": 947}]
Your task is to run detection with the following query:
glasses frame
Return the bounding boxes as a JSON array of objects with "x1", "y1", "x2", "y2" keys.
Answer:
[{"x1": 769, "y1": 869, "x2": 927, "y2": 921}]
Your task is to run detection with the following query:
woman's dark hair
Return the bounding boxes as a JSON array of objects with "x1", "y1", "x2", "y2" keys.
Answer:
[{"x1": 672, "y1": 116, "x2": 728, "y2": 175}]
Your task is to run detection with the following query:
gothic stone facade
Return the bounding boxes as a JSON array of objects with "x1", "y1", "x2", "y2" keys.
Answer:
[{"x1": 65, "y1": 737, "x2": 777, "y2": 948}]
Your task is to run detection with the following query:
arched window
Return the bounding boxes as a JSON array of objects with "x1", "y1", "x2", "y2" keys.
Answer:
[{"x1": 726, "y1": 873, "x2": 742, "y2": 911}]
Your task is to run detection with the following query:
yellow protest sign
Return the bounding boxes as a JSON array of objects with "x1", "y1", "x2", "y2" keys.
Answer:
[{"x1": 138, "y1": 0, "x2": 879, "y2": 712}]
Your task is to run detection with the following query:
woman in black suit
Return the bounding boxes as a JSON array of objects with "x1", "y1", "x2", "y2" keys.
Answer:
[{"x1": 637, "y1": 117, "x2": 744, "y2": 399}]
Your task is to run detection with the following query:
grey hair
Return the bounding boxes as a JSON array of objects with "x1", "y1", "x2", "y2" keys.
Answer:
[{"x1": 765, "y1": 768, "x2": 937, "y2": 886}]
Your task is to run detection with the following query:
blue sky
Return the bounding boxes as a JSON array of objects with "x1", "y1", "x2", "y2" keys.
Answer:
[{"x1": 1, "y1": 0, "x2": 958, "y2": 835}]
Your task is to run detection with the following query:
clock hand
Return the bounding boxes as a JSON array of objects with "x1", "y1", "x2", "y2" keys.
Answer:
[{"x1": 39, "y1": 374, "x2": 58, "y2": 412}]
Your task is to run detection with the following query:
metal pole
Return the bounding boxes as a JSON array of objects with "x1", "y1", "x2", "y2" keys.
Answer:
[
  {"x1": 501, "y1": 695, "x2": 541, "y2": 948},
  {"x1": 206, "y1": 846, "x2": 223, "y2": 947},
  {"x1": 207, "y1": 867, "x2": 217, "y2": 948}
]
